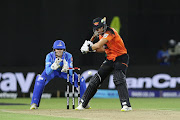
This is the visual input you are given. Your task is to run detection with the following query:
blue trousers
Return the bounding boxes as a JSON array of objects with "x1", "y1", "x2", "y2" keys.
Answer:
[{"x1": 31, "y1": 69, "x2": 86, "y2": 107}]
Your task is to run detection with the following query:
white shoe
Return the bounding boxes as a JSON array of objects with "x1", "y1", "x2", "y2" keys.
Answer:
[
  {"x1": 75, "y1": 103, "x2": 85, "y2": 110},
  {"x1": 30, "y1": 103, "x2": 38, "y2": 110},
  {"x1": 121, "y1": 105, "x2": 132, "y2": 112}
]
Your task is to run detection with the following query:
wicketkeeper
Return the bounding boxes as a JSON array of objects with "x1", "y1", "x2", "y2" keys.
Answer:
[
  {"x1": 76, "y1": 17, "x2": 132, "y2": 111},
  {"x1": 30, "y1": 40, "x2": 88, "y2": 110}
]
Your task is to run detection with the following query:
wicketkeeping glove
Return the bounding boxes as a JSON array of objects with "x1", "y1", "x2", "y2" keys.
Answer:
[
  {"x1": 54, "y1": 57, "x2": 62, "y2": 64},
  {"x1": 51, "y1": 57, "x2": 62, "y2": 70},
  {"x1": 61, "y1": 59, "x2": 69, "y2": 73}
]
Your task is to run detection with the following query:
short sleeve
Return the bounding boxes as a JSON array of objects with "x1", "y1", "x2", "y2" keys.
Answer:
[{"x1": 101, "y1": 32, "x2": 115, "y2": 42}]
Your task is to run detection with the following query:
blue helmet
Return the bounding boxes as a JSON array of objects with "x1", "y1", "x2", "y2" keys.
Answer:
[{"x1": 53, "y1": 40, "x2": 66, "y2": 49}]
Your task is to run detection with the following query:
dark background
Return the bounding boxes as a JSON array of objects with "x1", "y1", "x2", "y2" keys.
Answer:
[{"x1": 1, "y1": 0, "x2": 180, "y2": 68}]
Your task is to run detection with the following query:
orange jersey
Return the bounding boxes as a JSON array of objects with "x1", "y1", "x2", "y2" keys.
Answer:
[{"x1": 99, "y1": 28, "x2": 127, "y2": 61}]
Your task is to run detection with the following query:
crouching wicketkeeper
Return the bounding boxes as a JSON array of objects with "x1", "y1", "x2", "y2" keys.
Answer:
[{"x1": 30, "y1": 40, "x2": 90, "y2": 110}]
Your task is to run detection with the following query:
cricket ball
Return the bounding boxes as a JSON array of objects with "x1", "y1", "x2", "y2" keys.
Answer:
[{"x1": 88, "y1": 71, "x2": 92, "y2": 75}]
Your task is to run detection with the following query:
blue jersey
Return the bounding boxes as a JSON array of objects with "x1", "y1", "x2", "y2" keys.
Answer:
[
  {"x1": 31, "y1": 48, "x2": 86, "y2": 107},
  {"x1": 45, "y1": 51, "x2": 73, "y2": 75},
  {"x1": 39, "y1": 51, "x2": 74, "y2": 85}
]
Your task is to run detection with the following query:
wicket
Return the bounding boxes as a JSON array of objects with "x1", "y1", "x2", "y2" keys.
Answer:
[{"x1": 66, "y1": 67, "x2": 81, "y2": 109}]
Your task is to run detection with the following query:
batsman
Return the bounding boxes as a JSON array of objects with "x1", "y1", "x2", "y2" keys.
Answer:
[
  {"x1": 76, "y1": 17, "x2": 132, "y2": 111},
  {"x1": 30, "y1": 40, "x2": 88, "y2": 110}
]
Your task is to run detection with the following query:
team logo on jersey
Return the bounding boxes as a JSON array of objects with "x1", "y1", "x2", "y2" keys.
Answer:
[
  {"x1": 103, "y1": 33, "x2": 109, "y2": 38},
  {"x1": 71, "y1": 57, "x2": 73, "y2": 62},
  {"x1": 94, "y1": 22, "x2": 99, "y2": 26},
  {"x1": 57, "y1": 42, "x2": 62, "y2": 46}
]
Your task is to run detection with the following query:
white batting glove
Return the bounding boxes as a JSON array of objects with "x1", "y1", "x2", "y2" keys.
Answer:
[
  {"x1": 51, "y1": 57, "x2": 62, "y2": 70},
  {"x1": 61, "y1": 59, "x2": 69, "y2": 73},
  {"x1": 87, "y1": 41, "x2": 93, "y2": 46},
  {"x1": 87, "y1": 41, "x2": 96, "y2": 52},
  {"x1": 80, "y1": 40, "x2": 94, "y2": 54},
  {"x1": 81, "y1": 45, "x2": 89, "y2": 54},
  {"x1": 80, "y1": 40, "x2": 89, "y2": 54},
  {"x1": 82, "y1": 40, "x2": 89, "y2": 46},
  {"x1": 82, "y1": 40, "x2": 93, "y2": 47}
]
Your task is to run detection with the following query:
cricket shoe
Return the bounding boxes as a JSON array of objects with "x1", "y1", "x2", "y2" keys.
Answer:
[
  {"x1": 121, "y1": 105, "x2": 132, "y2": 112},
  {"x1": 30, "y1": 103, "x2": 38, "y2": 110},
  {"x1": 75, "y1": 103, "x2": 85, "y2": 110}
]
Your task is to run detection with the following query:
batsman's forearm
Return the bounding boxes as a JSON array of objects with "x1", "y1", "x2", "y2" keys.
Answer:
[
  {"x1": 92, "y1": 38, "x2": 108, "y2": 50},
  {"x1": 96, "y1": 47, "x2": 105, "y2": 53},
  {"x1": 91, "y1": 44, "x2": 101, "y2": 50}
]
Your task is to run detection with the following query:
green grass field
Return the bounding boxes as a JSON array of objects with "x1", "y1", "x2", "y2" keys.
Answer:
[{"x1": 0, "y1": 98, "x2": 180, "y2": 120}]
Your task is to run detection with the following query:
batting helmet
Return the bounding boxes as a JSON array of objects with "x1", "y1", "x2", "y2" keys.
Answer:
[
  {"x1": 53, "y1": 40, "x2": 66, "y2": 49},
  {"x1": 92, "y1": 17, "x2": 107, "y2": 32}
]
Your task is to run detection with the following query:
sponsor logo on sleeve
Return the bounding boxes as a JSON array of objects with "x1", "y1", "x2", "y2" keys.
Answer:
[{"x1": 103, "y1": 33, "x2": 109, "y2": 38}]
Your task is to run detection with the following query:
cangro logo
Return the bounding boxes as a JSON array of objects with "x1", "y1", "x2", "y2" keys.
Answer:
[
  {"x1": 109, "y1": 74, "x2": 180, "y2": 89},
  {"x1": 82, "y1": 70, "x2": 180, "y2": 89}
]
